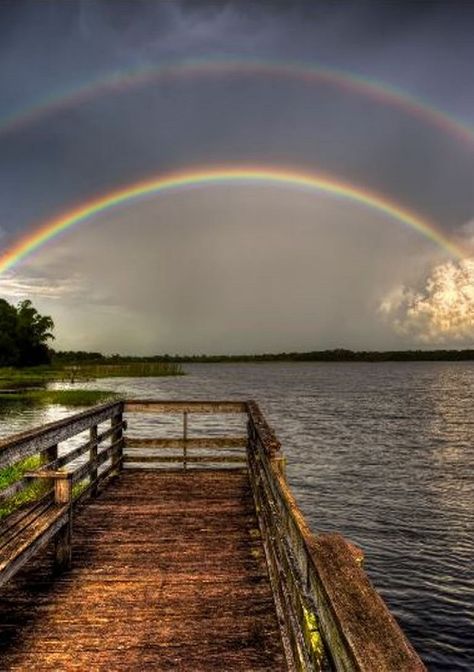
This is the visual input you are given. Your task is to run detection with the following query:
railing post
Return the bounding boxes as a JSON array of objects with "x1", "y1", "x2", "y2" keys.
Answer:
[
  {"x1": 54, "y1": 474, "x2": 72, "y2": 573},
  {"x1": 111, "y1": 412, "x2": 124, "y2": 474},
  {"x1": 42, "y1": 443, "x2": 58, "y2": 496},
  {"x1": 247, "y1": 417, "x2": 257, "y2": 456},
  {"x1": 183, "y1": 411, "x2": 188, "y2": 470},
  {"x1": 44, "y1": 443, "x2": 58, "y2": 465},
  {"x1": 90, "y1": 425, "x2": 98, "y2": 496},
  {"x1": 273, "y1": 455, "x2": 287, "y2": 480}
]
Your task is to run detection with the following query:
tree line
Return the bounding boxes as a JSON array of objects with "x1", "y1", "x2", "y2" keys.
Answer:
[
  {"x1": 54, "y1": 347, "x2": 474, "y2": 363},
  {"x1": 2, "y1": 297, "x2": 474, "y2": 367},
  {"x1": 0, "y1": 299, "x2": 54, "y2": 367}
]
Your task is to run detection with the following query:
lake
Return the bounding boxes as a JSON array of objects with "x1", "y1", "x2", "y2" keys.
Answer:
[{"x1": 1, "y1": 361, "x2": 473, "y2": 670}]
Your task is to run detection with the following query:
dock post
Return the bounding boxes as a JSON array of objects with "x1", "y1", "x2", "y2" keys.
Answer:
[
  {"x1": 274, "y1": 455, "x2": 287, "y2": 480},
  {"x1": 111, "y1": 412, "x2": 124, "y2": 474},
  {"x1": 42, "y1": 443, "x2": 58, "y2": 494},
  {"x1": 90, "y1": 425, "x2": 98, "y2": 496},
  {"x1": 183, "y1": 411, "x2": 188, "y2": 470},
  {"x1": 54, "y1": 474, "x2": 73, "y2": 573},
  {"x1": 43, "y1": 443, "x2": 58, "y2": 466}
]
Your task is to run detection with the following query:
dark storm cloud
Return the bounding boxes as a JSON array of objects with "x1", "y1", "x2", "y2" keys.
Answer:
[
  {"x1": 0, "y1": 0, "x2": 472, "y2": 351},
  {"x1": 0, "y1": 0, "x2": 472, "y2": 232}
]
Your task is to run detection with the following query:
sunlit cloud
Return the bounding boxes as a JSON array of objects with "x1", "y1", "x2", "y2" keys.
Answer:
[
  {"x1": 380, "y1": 256, "x2": 474, "y2": 345},
  {"x1": 0, "y1": 271, "x2": 84, "y2": 301}
]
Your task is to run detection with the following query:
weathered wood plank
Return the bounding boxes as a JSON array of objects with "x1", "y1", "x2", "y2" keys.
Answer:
[
  {"x1": 124, "y1": 400, "x2": 246, "y2": 414},
  {"x1": 74, "y1": 456, "x2": 123, "y2": 506},
  {"x1": 42, "y1": 421, "x2": 126, "y2": 472},
  {"x1": 0, "y1": 507, "x2": 68, "y2": 587},
  {"x1": 0, "y1": 401, "x2": 124, "y2": 469},
  {"x1": 0, "y1": 501, "x2": 53, "y2": 551},
  {"x1": 307, "y1": 533, "x2": 425, "y2": 671},
  {"x1": 0, "y1": 491, "x2": 53, "y2": 538},
  {"x1": 71, "y1": 439, "x2": 122, "y2": 484},
  {"x1": 0, "y1": 398, "x2": 425, "y2": 672},
  {"x1": 0, "y1": 470, "x2": 286, "y2": 671},
  {"x1": 28, "y1": 439, "x2": 122, "y2": 484},
  {"x1": 0, "y1": 476, "x2": 31, "y2": 501},
  {"x1": 247, "y1": 401, "x2": 425, "y2": 672},
  {"x1": 89, "y1": 425, "x2": 98, "y2": 498},
  {"x1": 126, "y1": 436, "x2": 247, "y2": 449},
  {"x1": 123, "y1": 454, "x2": 247, "y2": 464}
]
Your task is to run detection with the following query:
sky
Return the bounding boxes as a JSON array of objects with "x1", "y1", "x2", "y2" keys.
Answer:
[{"x1": 0, "y1": 0, "x2": 473, "y2": 354}]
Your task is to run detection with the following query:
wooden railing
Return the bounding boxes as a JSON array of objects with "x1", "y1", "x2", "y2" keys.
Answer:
[
  {"x1": 0, "y1": 401, "x2": 125, "y2": 514},
  {"x1": 246, "y1": 400, "x2": 425, "y2": 672},
  {"x1": 123, "y1": 400, "x2": 248, "y2": 469}
]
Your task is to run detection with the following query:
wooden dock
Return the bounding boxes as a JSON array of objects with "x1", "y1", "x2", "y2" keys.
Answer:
[{"x1": 0, "y1": 400, "x2": 426, "y2": 671}]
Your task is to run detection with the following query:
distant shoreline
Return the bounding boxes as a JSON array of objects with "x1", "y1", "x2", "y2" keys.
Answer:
[{"x1": 53, "y1": 348, "x2": 474, "y2": 364}]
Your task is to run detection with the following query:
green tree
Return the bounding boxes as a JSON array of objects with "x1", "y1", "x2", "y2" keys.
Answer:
[
  {"x1": 16, "y1": 300, "x2": 55, "y2": 366},
  {"x1": 0, "y1": 299, "x2": 54, "y2": 366},
  {"x1": 0, "y1": 299, "x2": 19, "y2": 366}
]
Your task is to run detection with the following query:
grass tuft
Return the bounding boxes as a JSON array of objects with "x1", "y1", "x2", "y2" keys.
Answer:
[{"x1": 0, "y1": 455, "x2": 46, "y2": 519}]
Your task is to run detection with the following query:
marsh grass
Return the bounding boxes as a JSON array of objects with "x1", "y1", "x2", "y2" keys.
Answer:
[
  {"x1": 0, "y1": 361, "x2": 183, "y2": 390},
  {"x1": 0, "y1": 455, "x2": 41, "y2": 492},
  {"x1": 0, "y1": 388, "x2": 122, "y2": 519},
  {"x1": 0, "y1": 366, "x2": 53, "y2": 390},
  {"x1": 0, "y1": 389, "x2": 120, "y2": 407},
  {"x1": 63, "y1": 362, "x2": 183, "y2": 379},
  {"x1": 0, "y1": 455, "x2": 46, "y2": 519}
]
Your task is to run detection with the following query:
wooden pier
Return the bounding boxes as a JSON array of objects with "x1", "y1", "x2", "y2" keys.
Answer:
[{"x1": 0, "y1": 400, "x2": 425, "y2": 671}]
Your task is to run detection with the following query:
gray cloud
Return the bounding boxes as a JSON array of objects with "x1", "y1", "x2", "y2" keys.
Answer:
[
  {"x1": 0, "y1": 1, "x2": 472, "y2": 352},
  {"x1": 5, "y1": 188, "x2": 450, "y2": 354}
]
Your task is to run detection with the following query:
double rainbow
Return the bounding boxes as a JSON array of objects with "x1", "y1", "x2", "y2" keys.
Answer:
[{"x1": 0, "y1": 166, "x2": 466, "y2": 275}]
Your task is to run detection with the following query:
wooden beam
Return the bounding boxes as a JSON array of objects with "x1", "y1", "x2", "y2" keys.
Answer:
[
  {"x1": 306, "y1": 533, "x2": 425, "y2": 671},
  {"x1": 0, "y1": 509, "x2": 68, "y2": 587},
  {"x1": 247, "y1": 408, "x2": 425, "y2": 671},
  {"x1": 45, "y1": 422, "x2": 126, "y2": 471},
  {"x1": 0, "y1": 401, "x2": 124, "y2": 469},
  {"x1": 123, "y1": 454, "x2": 247, "y2": 464},
  {"x1": 89, "y1": 425, "x2": 98, "y2": 497},
  {"x1": 124, "y1": 400, "x2": 246, "y2": 414},
  {"x1": 72, "y1": 439, "x2": 123, "y2": 484},
  {"x1": 125, "y1": 437, "x2": 247, "y2": 450},
  {"x1": 54, "y1": 475, "x2": 72, "y2": 573}
]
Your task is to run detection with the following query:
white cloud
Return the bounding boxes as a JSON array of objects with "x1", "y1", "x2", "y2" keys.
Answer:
[
  {"x1": 380, "y1": 257, "x2": 474, "y2": 346},
  {"x1": 0, "y1": 272, "x2": 84, "y2": 301}
]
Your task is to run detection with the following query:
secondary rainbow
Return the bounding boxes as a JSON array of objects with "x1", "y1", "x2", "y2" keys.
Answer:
[
  {"x1": 0, "y1": 166, "x2": 467, "y2": 274},
  {"x1": 1, "y1": 58, "x2": 472, "y2": 147}
]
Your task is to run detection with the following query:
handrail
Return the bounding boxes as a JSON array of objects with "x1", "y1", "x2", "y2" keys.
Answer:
[
  {"x1": 123, "y1": 399, "x2": 247, "y2": 469},
  {"x1": 0, "y1": 401, "x2": 125, "y2": 515},
  {"x1": 246, "y1": 399, "x2": 425, "y2": 671},
  {"x1": 0, "y1": 401, "x2": 124, "y2": 469},
  {"x1": 124, "y1": 400, "x2": 246, "y2": 413}
]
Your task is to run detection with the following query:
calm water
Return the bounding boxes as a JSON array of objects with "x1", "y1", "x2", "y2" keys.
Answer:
[{"x1": 1, "y1": 362, "x2": 473, "y2": 670}]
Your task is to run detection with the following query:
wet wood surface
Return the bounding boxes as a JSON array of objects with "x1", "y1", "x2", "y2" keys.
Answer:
[{"x1": 0, "y1": 469, "x2": 286, "y2": 671}]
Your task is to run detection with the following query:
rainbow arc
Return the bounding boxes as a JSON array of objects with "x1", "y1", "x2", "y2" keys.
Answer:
[
  {"x1": 0, "y1": 59, "x2": 472, "y2": 147},
  {"x1": 0, "y1": 166, "x2": 467, "y2": 275}
]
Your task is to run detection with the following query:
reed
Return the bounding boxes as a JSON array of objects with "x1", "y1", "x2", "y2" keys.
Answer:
[
  {"x1": 62, "y1": 362, "x2": 184, "y2": 379},
  {"x1": 0, "y1": 361, "x2": 183, "y2": 390}
]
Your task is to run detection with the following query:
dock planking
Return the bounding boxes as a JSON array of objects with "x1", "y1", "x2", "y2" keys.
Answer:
[
  {"x1": 0, "y1": 469, "x2": 286, "y2": 671},
  {"x1": 0, "y1": 399, "x2": 427, "y2": 671}
]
